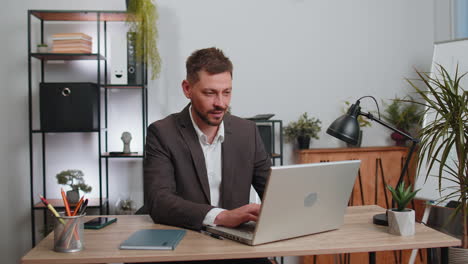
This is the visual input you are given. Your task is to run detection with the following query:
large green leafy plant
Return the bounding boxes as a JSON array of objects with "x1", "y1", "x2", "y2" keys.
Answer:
[
  {"x1": 407, "y1": 64, "x2": 468, "y2": 248},
  {"x1": 284, "y1": 112, "x2": 321, "y2": 142},
  {"x1": 127, "y1": 0, "x2": 161, "y2": 79}
]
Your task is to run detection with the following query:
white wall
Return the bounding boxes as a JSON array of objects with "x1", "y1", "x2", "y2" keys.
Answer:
[
  {"x1": 152, "y1": 0, "x2": 435, "y2": 160},
  {"x1": 435, "y1": 0, "x2": 454, "y2": 42},
  {"x1": 0, "y1": 0, "x2": 439, "y2": 263}
]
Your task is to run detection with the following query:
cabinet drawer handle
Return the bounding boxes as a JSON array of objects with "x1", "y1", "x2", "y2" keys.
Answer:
[{"x1": 62, "y1": 87, "x2": 71, "y2": 97}]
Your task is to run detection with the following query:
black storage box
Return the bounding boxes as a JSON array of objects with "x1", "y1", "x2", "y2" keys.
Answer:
[{"x1": 40, "y1": 82, "x2": 99, "y2": 132}]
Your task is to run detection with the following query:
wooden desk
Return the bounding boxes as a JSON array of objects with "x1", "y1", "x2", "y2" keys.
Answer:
[{"x1": 21, "y1": 206, "x2": 459, "y2": 264}]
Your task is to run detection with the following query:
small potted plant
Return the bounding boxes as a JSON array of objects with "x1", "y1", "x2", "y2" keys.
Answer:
[
  {"x1": 37, "y1": 43, "x2": 48, "y2": 53},
  {"x1": 284, "y1": 112, "x2": 321, "y2": 149},
  {"x1": 381, "y1": 97, "x2": 423, "y2": 146},
  {"x1": 386, "y1": 182, "x2": 420, "y2": 236},
  {"x1": 56, "y1": 170, "x2": 92, "y2": 203}
]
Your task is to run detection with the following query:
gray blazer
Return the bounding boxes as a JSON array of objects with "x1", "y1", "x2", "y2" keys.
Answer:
[{"x1": 143, "y1": 105, "x2": 271, "y2": 230}]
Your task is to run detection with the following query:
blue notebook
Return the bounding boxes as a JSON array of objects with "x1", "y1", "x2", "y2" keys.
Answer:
[{"x1": 119, "y1": 229, "x2": 186, "y2": 250}]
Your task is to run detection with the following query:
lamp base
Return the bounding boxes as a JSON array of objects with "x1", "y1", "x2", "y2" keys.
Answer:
[{"x1": 373, "y1": 213, "x2": 389, "y2": 226}]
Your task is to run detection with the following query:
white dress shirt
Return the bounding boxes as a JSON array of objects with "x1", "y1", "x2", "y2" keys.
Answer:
[{"x1": 189, "y1": 107, "x2": 226, "y2": 226}]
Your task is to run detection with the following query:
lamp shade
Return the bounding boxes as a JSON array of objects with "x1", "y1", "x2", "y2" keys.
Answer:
[{"x1": 326, "y1": 102, "x2": 361, "y2": 145}]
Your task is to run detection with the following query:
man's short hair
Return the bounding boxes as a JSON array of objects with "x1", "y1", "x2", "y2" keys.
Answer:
[{"x1": 186, "y1": 47, "x2": 233, "y2": 84}]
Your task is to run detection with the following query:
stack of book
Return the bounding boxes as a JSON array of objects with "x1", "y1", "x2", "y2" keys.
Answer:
[{"x1": 52, "y1": 33, "x2": 92, "y2": 53}]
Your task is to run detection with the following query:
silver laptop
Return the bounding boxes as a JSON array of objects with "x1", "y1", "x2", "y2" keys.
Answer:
[{"x1": 205, "y1": 160, "x2": 361, "y2": 245}]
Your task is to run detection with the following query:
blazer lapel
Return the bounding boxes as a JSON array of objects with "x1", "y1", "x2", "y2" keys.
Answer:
[
  {"x1": 220, "y1": 114, "x2": 234, "y2": 208},
  {"x1": 176, "y1": 105, "x2": 211, "y2": 203}
]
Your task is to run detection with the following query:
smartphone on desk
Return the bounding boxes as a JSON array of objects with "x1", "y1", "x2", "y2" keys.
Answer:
[{"x1": 84, "y1": 217, "x2": 117, "y2": 229}]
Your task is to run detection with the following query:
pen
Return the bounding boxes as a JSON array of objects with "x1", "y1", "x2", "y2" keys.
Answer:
[
  {"x1": 200, "y1": 230, "x2": 224, "y2": 240},
  {"x1": 61, "y1": 188, "x2": 72, "y2": 216},
  {"x1": 39, "y1": 195, "x2": 66, "y2": 225},
  {"x1": 72, "y1": 196, "x2": 85, "y2": 216},
  {"x1": 78, "y1": 199, "x2": 88, "y2": 215}
]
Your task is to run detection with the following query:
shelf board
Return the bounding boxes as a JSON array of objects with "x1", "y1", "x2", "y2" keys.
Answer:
[
  {"x1": 33, "y1": 198, "x2": 106, "y2": 210},
  {"x1": 252, "y1": 119, "x2": 282, "y2": 123},
  {"x1": 30, "y1": 10, "x2": 128, "y2": 22},
  {"x1": 271, "y1": 153, "x2": 282, "y2": 158},
  {"x1": 102, "y1": 84, "x2": 145, "y2": 89},
  {"x1": 31, "y1": 53, "x2": 105, "y2": 61},
  {"x1": 101, "y1": 152, "x2": 144, "y2": 158},
  {"x1": 32, "y1": 129, "x2": 100, "y2": 133}
]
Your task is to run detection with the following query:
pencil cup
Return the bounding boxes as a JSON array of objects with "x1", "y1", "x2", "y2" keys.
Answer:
[{"x1": 53, "y1": 213, "x2": 85, "y2": 253}]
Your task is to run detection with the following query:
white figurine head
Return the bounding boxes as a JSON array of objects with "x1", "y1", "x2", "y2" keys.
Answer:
[{"x1": 121, "y1": 131, "x2": 132, "y2": 144}]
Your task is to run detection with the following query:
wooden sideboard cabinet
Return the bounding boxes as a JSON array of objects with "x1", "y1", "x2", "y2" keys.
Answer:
[
  {"x1": 297, "y1": 146, "x2": 417, "y2": 208},
  {"x1": 297, "y1": 146, "x2": 424, "y2": 264}
]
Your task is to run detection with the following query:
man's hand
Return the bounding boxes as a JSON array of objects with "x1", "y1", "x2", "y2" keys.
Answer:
[{"x1": 214, "y1": 204, "x2": 261, "y2": 227}]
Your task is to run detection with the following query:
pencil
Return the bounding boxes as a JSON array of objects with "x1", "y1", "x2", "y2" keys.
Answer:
[{"x1": 61, "y1": 188, "x2": 72, "y2": 216}]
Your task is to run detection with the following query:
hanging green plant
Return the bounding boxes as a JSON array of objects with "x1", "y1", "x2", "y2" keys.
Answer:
[{"x1": 126, "y1": 0, "x2": 161, "y2": 79}]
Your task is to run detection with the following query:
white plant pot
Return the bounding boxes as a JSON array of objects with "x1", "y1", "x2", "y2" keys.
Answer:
[
  {"x1": 37, "y1": 46, "x2": 48, "y2": 53},
  {"x1": 387, "y1": 208, "x2": 415, "y2": 236}
]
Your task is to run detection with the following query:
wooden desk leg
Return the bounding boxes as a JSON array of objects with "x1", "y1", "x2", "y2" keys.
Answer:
[
  {"x1": 441, "y1": 247, "x2": 448, "y2": 264},
  {"x1": 369, "y1": 252, "x2": 376, "y2": 264}
]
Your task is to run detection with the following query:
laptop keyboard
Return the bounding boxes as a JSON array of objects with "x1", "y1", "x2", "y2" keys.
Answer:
[
  {"x1": 210, "y1": 221, "x2": 256, "y2": 240},
  {"x1": 236, "y1": 221, "x2": 256, "y2": 234}
]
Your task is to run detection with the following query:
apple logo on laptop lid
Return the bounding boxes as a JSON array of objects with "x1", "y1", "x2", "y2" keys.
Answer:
[{"x1": 304, "y1": 192, "x2": 318, "y2": 207}]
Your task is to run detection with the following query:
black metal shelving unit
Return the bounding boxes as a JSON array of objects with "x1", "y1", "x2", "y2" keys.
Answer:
[
  {"x1": 27, "y1": 10, "x2": 148, "y2": 246},
  {"x1": 253, "y1": 120, "x2": 283, "y2": 166}
]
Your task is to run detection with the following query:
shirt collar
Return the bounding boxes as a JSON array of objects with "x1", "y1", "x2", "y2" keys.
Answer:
[{"x1": 189, "y1": 105, "x2": 225, "y2": 145}]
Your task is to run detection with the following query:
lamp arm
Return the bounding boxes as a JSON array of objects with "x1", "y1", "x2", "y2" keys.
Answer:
[
  {"x1": 359, "y1": 111, "x2": 419, "y2": 143},
  {"x1": 398, "y1": 141, "x2": 418, "y2": 183},
  {"x1": 360, "y1": 111, "x2": 420, "y2": 208},
  {"x1": 388, "y1": 140, "x2": 419, "y2": 209}
]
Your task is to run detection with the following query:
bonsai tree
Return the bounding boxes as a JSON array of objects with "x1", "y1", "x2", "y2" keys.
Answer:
[
  {"x1": 126, "y1": 0, "x2": 161, "y2": 79},
  {"x1": 407, "y1": 64, "x2": 468, "y2": 248},
  {"x1": 284, "y1": 112, "x2": 321, "y2": 149},
  {"x1": 382, "y1": 96, "x2": 423, "y2": 145},
  {"x1": 387, "y1": 182, "x2": 420, "y2": 211},
  {"x1": 56, "y1": 170, "x2": 92, "y2": 194}
]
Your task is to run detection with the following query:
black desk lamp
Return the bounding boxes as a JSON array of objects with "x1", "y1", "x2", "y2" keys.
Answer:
[{"x1": 326, "y1": 96, "x2": 420, "y2": 226}]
